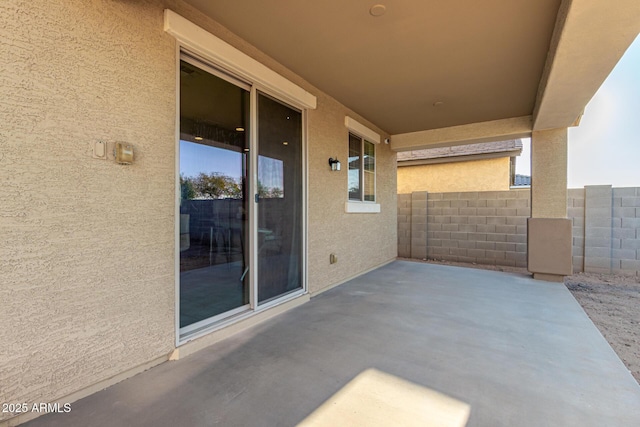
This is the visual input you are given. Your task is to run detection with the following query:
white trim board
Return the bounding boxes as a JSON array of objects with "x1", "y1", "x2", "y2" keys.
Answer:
[
  {"x1": 345, "y1": 202, "x2": 381, "y2": 213},
  {"x1": 163, "y1": 9, "x2": 316, "y2": 110},
  {"x1": 345, "y1": 116, "x2": 381, "y2": 143}
]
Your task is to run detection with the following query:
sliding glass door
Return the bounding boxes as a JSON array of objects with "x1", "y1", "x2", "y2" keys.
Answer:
[
  {"x1": 257, "y1": 93, "x2": 303, "y2": 303},
  {"x1": 179, "y1": 57, "x2": 250, "y2": 330},
  {"x1": 178, "y1": 55, "x2": 305, "y2": 336}
]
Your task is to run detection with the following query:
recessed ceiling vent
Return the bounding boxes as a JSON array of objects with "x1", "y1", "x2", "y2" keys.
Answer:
[{"x1": 370, "y1": 4, "x2": 386, "y2": 17}]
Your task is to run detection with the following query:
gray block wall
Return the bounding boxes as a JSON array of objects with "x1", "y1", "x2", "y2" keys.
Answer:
[
  {"x1": 569, "y1": 186, "x2": 640, "y2": 275},
  {"x1": 568, "y1": 188, "x2": 585, "y2": 273},
  {"x1": 410, "y1": 192, "x2": 428, "y2": 260},
  {"x1": 584, "y1": 186, "x2": 613, "y2": 273},
  {"x1": 397, "y1": 193, "x2": 412, "y2": 258},
  {"x1": 613, "y1": 187, "x2": 640, "y2": 274},
  {"x1": 406, "y1": 189, "x2": 530, "y2": 268},
  {"x1": 399, "y1": 186, "x2": 640, "y2": 276}
]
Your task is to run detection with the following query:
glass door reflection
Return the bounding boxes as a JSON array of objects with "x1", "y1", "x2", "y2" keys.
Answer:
[
  {"x1": 179, "y1": 58, "x2": 250, "y2": 329},
  {"x1": 256, "y1": 92, "x2": 303, "y2": 303}
]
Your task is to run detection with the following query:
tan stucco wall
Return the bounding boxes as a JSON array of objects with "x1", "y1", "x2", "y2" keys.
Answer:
[
  {"x1": 397, "y1": 157, "x2": 511, "y2": 194},
  {"x1": 0, "y1": 0, "x2": 396, "y2": 419},
  {"x1": 307, "y1": 94, "x2": 397, "y2": 293},
  {"x1": 531, "y1": 128, "x2": 567, "y2": 218}
]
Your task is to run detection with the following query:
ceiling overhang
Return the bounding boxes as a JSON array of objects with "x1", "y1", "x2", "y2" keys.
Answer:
[
  {"x1": 391, "y1": 116, "x2": 532, "y2": 152},
  {"x1": 533, "y1": 0, "x2": 640, "y2": 131},
  {"x1": 184, "y1": 0, "x2": 560, "y2": 135},
  {"x1": 183, "y1": 0, "x2": 640, "y2": 150},
  {"x1": 393, "y1": 0, "x2": 640, "y2": 149}
]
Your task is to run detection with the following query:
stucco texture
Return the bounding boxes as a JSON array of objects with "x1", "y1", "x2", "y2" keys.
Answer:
[
  {"x1": 397, "y1": 157, "x2": 511, "y2": 194},
  {"x1": 0, "y1": 0, "x2": 396, "y2": 417},
  {"x1": 306, "y1": 94, "x2": 397, "y2": 293},
  {"x1": 531, "y1": 128, "x2": 568, "y2": 218}
]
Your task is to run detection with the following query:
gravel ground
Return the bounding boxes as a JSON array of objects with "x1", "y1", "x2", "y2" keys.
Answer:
[
  {"x1": 565, "y1": 272, "x2": 640, "y2": 384},
  {"x1": 399, "y1": 258, "x2": 640, "y2": 384}
]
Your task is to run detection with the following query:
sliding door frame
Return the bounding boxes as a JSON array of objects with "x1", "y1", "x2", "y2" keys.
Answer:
[{"x1": 175, "y1": 47, "x2": 308, "y2": 345}]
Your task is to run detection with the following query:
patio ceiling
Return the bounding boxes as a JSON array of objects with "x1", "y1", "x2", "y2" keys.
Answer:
[{"x1": 184, "y1": 0, "x2": 640, "y2": 149}]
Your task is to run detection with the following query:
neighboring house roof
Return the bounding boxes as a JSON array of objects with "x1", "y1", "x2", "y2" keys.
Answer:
[
  {"x1": 397, "y1": 139, "x2": 523, "y2": 166},
  {"x1": 513, "y1": 174, "x2": 531, "y2": 186}
]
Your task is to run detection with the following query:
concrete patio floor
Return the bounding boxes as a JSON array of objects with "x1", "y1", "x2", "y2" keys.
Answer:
[{"x1": 25, "y1": 261, "x2": 640, "y2": 426}]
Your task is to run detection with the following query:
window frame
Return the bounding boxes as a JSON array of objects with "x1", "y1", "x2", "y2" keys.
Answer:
[
  {"x1": 344, "y1": 116, "x2": 381, "y2": 213},
  {"x1": 348, "y1": 132, "x2": 376, "y2": 203}
]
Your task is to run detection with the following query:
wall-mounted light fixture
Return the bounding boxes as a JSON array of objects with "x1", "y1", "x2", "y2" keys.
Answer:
[
  {"x1": 328, "y1": 157, "x2": 341, "y2": 171},
  {"x1": 115, "y1": 142, "x2": 134, "y2": 165},
  {"x1": 92, "y1": 140, "x2": 134, "y2": 165}
]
